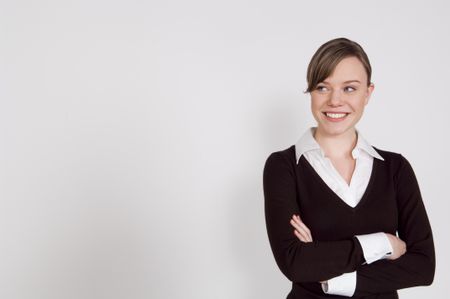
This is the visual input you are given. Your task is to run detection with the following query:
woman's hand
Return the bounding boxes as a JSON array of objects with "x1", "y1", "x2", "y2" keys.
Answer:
[
  {"x1": 290, "y1": 214, "x2": 313, "y2": 242},
  {"x1": 385, "y1": 233, "x2": 407, "y2": 260},
  {"x1": 290, "y1": 214, "x2": 326, "y2": 284}
]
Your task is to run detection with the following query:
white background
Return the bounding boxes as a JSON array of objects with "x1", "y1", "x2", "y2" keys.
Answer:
[{"x1": 0, "y1": 0, "x2": 448, "y2": 298}]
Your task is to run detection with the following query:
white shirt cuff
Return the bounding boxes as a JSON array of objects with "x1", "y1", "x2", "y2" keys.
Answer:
[
  {"x1": 321, "y1": 271, "x2": 356, "y2": 297},
  {"x1": 355, "y1": 232, "x2": 393, "y2": 264}
]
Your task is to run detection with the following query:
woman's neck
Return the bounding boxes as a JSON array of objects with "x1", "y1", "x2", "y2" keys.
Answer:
[{"x1": 313, "y1": 126, "x2": 357, "y2": 160}]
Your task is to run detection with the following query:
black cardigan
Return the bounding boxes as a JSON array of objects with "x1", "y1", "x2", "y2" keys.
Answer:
[{"x1": 263, "y1": 145, "x2": 435, "y2": 298}]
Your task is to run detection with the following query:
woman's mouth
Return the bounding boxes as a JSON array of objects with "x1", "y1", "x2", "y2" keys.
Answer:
[{"x1": 322, "y1": 112, "x2": 350, "y2": 122}]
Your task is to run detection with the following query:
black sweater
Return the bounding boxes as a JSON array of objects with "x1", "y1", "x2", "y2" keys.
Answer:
[{"x1": 263, "y1": 145, "x2": 435, "y2": 298}]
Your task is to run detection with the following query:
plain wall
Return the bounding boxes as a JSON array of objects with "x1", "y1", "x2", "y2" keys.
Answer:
[{"x1": 0, "y1": 0, "x2": 448, "y2": 298}]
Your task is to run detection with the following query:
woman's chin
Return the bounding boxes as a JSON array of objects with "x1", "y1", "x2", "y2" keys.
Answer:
[{"x1": 317, "y1": 123, "x2": 355, "y2": 136}]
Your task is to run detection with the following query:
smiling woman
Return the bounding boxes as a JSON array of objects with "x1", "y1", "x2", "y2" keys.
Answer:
[
  {"x1": 310, "y1": 56, "x2": 373, "y2": 133},
  {"x1": 263, "y1": 37, "x2": 435, "y2": 299}
]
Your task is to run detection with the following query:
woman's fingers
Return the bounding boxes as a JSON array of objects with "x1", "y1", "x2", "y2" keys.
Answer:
[
  {"x1": 293, "y1": 228, "x2": 308, "y2": 242},
  {"x1": 295, "y1": 215, "x2": 312, "y2": 239},
  {"x1": 291, "y1": 215, "x2": 313, "y2": 242},
  {"x1": 290, "y1": 219, "x2": 309, "y2": 242},
  {"x1": 290, "y1": 215, "x2": 313, "y2": 242}
]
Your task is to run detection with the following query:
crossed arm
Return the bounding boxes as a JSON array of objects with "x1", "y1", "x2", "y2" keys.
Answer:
[
  {"x1": 291, "y1": 214, "x2": 400, "y2": 295},
  {"x1": 263, "y1": 152, "x2": 435, "y2": 296}
]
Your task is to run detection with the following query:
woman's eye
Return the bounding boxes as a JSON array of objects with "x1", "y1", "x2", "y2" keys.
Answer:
[
  {"x1": 345, "y1": 86, "x2": 356, "y2": 92},
  {"x1": 316, "y1": 86, "x2": 327, "y2": 92}
]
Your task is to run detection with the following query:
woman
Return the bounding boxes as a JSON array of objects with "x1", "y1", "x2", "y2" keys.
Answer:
[{"x1": 263, "y1": 37, "x2": 435, "y2": 298}]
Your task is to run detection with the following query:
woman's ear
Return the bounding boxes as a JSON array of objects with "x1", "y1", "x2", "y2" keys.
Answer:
[{"x1": 365, "y1": 82, "x2": 375, "y2": 105}]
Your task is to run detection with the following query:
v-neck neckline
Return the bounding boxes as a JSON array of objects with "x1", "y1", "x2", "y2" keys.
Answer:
[
  {"x1": 322, "y1": 155, "x2": 355, "y2": 189},
  {"x1": 298, "y1": 154, "x2": 379, "y2": 213}
]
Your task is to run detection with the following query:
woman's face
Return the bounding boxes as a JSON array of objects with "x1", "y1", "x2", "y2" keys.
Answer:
[{"x1": 310, "y1": 56, "x2": 374, "y2": 137}]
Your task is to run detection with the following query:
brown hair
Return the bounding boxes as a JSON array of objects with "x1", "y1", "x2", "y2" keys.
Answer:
[{"x1": 304, "y1": 37, "x2": 372, "y2": 93}]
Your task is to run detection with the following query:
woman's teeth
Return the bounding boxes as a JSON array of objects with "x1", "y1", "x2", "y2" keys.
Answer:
[{"x1": 325, "y1": 112, "x2": 348, "y2": 119}]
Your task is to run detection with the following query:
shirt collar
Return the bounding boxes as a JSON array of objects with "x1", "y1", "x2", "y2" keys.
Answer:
[{"x1": 294, "y1": 126, "x2": 385, "y2": 164}]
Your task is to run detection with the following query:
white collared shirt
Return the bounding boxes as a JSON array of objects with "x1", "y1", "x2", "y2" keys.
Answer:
[{"x1": 295, "y1": 126, "x2": 393, "y2": 297}]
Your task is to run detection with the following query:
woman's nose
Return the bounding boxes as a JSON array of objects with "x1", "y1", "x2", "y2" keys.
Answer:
[{"x1": 328, "y1": 89, "x2": 343, "y2": 105}]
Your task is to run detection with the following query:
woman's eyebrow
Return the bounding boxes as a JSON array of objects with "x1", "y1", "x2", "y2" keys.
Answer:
[{"x1": 322, "y1": 80, "x2": 361, "y2": 84}]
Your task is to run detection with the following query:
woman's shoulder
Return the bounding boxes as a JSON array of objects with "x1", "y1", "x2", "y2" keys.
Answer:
[
  {"x1": 372, "y1": 145, "x2": 412, "y2": 173},
  {"x1": 372, "y1": 145, "x2": 402, "y2": 161},
  {"x1": 263, "y1": 145, "x2": 297, "y2": 168}
]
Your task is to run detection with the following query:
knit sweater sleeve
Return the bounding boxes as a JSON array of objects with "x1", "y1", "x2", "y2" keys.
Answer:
[
  {"x1": 263, "y1": 151, "x2": 365, "y2": 283},
  {"x1": 353, "y1": 154, "x2": 435, "y2": 297}
]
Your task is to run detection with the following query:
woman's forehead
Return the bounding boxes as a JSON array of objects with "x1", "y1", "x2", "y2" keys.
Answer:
[{"x1": 324, "y1": 59, "x2": 368, "y2": 83}]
